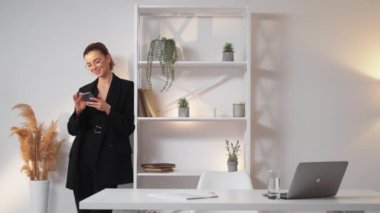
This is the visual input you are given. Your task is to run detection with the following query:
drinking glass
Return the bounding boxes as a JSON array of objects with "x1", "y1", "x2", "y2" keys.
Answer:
[{"x1": 267, "y1": 169, "x2": 280, "y2": 199}]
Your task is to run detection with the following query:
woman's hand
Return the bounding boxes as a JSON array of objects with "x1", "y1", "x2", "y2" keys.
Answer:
[
  {"x1": 86, "y1": 97, "x2": 111, "y2": 114},
  {"x1": 73, "y1": 92, "x2": 86, "y2": 115}
]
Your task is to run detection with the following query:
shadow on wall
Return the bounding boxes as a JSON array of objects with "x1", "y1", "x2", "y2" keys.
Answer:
[
  {"x1": 48, "y1": 111, "x2": 72, "y2": 212},
  {"x1": 113, "y1": 55, "x2": 132, "y2": 80},
  {"x1": 250, "y1": 13, "x2": 289, "y2": 188}
]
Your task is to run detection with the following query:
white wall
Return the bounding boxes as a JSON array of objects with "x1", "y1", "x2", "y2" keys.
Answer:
[{"x1": 1, "y1": 0, "x2": 380, "y2": 212}]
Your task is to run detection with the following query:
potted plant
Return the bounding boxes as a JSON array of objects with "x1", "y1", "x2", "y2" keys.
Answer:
[
  {"x1": 178, "y1": 98, "x2": 189, "y2": 117},
  {"x1": 233, "y1": 102, "x2": 245, "y2": 117},
  {"x1": 225, "y1": 140, "x2": 240, "y2": 172},
  {"x1": 222, "y1": 42, "x2": 234, "y2": 61},
  {"x1": 146, "y1": 36, "x2": 178, "y2": 92},
  {"x1": 10, "y1": 104, "x2": 63, "y2": 213}
]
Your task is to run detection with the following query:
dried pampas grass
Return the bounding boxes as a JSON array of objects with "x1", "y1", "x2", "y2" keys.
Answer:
[{"x1": 10, "y1": 104, "x2": 64, "y2": 180}]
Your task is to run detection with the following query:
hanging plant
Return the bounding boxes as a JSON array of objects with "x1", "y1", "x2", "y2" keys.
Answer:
[{"x1": 146, "y1": 37, "x2": 177, "y2": 92}]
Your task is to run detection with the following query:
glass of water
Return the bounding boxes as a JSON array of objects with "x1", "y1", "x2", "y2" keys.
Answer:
[{"x1": 267, "y1": 169, "x2": 280, "y2": 199}]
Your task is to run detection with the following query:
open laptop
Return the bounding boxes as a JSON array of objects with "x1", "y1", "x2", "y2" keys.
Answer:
[{"x1": 280, "y1": 161, "x2": 348, "y2": 199}]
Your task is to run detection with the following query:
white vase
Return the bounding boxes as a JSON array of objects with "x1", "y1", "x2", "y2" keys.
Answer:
[
  {"x1": 227, "y1": 160, "x2": 238, "y2": 172},
  {"x1": 178, "y1": 107, "x2": 189, "y2": 117},
  {"x1": 223, "y1": 52, "x2": 234, "y2": 61},
  {"x1": 30, "y1": 180, "x2": 50, "y2": 213},
  {"x1": 233, "y1": 103, "x2": 245, "y2": 117}
]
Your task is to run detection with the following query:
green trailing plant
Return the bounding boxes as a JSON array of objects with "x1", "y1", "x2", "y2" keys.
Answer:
[
  {"x1": 146, "y1": 37, "x2": 178, "y2": 92},
  {"x1": 223, "y1": 42, "x2": 234, "y2": 52},
  {"x1": 178, "y1": 98, "x2": 189, "y2": 108},
  {"x1": 225, "y1": 140, "x2": 240, "y2": 162}
]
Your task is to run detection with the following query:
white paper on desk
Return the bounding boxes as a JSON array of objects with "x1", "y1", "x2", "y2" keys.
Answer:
[{"x1": 148, "y1": 191, "x2": 218, "y2": 201}]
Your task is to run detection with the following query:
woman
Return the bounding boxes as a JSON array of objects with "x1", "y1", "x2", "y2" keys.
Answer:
[{"x1": 66, "y1": 42, "x2": 135, "y2": 213}]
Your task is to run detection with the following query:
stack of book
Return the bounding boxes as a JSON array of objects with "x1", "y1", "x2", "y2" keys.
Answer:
[
  {"x1": 141, "y1": 163, "x2": 176, "y2": 173},
  {"x1": 138, "y1": 89, "x2": 159, "y2": 117}
]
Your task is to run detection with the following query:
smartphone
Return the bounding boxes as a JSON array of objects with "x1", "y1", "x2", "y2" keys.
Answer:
[{"x1": 80, "y1": 91, "x2": 95, "y2": 102}]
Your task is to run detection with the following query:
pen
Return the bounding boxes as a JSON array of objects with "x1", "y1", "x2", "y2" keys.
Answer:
[{"x1": 186, "y1": 195, "x2": 218, "y2": 200}]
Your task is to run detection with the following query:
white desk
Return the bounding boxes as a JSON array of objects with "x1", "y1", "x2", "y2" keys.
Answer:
[{"x1": 80, "y1": 189, "x2": 380, "y2": 212}]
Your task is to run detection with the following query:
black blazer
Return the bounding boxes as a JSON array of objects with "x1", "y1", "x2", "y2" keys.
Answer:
[{"x1": 66, "y1": 74, "x2": 135, "y2": 190}]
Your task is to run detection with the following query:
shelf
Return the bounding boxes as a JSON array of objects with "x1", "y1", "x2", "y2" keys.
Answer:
[
  {"x1": 134, "y1": 5, "x2": 251, "y2": 189},
  {"x1": 137, "y1": 170, "x2": 205, "y2": 177},
  {"x1": 137, "y1": 117, "x2": 246, "y2": 122},
  {"x1": 138, "y1": 6, "x2": 248, "y2": 17},
  {"x1": 138, "y1": 61, "x2": 247, "y2": 69}
]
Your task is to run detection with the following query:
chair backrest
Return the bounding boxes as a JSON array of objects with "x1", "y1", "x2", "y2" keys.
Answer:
[
  {"x1": 194, "y1": 171, "x2": 257, "y2": 213},
  {"x1": 197, "y1": 171, "x2": 253, "y2": 190}
]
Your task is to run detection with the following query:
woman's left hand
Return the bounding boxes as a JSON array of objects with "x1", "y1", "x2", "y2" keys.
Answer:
[{"x1": 86, "y1": 97, "x2": 111, "y2": 114}]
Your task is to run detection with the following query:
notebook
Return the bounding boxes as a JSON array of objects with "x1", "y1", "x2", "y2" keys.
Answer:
[
  {"x1": 148, "y1": 191, "x2": 218, "y2": 200},
  {"x1": 280, "y1": 161, "x2": 348, "y2": 199}
]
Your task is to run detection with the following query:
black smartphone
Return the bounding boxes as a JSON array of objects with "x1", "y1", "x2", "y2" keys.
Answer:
[{"x1": 80, "y1": 91, "x2": 95, "y2": 102}]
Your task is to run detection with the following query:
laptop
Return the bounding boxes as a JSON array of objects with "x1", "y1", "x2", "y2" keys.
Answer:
[{"x1": 280, "y1": 161, "x2": 348, "y2": 199}]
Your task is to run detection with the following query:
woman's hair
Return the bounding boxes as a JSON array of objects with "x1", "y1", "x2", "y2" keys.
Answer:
[{"x1": 83, "y1": 42, "x2": 115, "y2": 70}]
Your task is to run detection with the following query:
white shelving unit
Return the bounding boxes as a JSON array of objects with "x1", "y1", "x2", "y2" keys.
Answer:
[{"x1": 133, "y1": 5, "x2": 251, "y2": 188}]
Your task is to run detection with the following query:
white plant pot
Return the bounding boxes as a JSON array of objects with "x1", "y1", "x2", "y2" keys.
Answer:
[
  {"x1": 223, "y1": 52, "x2": 234, "y2": 61},
  {"x1": 178, "y1": 107, "x2": 189, "y2": 117},
  {"x1": 233, "y1": 103, "x2": 245, "y2": 117},
  {"x1": 30, "y1": 180, "x2": 50, "y2": 213},
  {"x1": 227, "y1": 160, "x2": 238, "y2": 172}
]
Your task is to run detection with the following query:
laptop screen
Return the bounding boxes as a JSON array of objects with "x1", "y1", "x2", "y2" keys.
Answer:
[{"x1": 285, "y1": 161, "x2": 348, "y2": 199}]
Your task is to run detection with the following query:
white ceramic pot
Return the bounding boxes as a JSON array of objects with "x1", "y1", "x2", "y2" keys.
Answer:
[
  {"x1": 233, "y1": 103, "x2": 245, "y2": 117},
  {"x1": 178, "y1": 107, "x2": 189, "y2": 117},
  {"x1": 227, "y1": 160, "x2": 238, "y2": 172},
  {"x1": 223, "y1": 52, "x2": 234, "y2": 61},
  {"x1": 30, "y1": 180, "x2": 50, "y2": 213}
]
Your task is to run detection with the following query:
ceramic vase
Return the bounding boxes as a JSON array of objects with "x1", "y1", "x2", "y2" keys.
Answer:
[
  {"x1": 227, "y1": 160, "x2": 238, "y2": 172},
  {"x1": 233, "y1": 103, "x2": 245, "y2": 117},
  {"x1": 178, "y1": 107, "x2": 189, "y2": 117},
  {"x1": 223, "y1": 52, "x2": 234, "y2": 61},
  {"x1": 30, "y1": 180, "x2": 50, "y2": 213}
]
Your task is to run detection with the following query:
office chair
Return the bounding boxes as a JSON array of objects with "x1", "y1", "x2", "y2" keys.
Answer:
[
  {"x1": 193, "y1": 171, "x2": 258, "y2": 213},
  {"x1": 197, "y1": 171, "x2": 253, "y2": 190}
]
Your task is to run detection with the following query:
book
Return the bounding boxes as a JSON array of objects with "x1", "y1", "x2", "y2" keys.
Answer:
[
  {"x1": 143, "y1": 167, "x2": 174, "y2": 173},
  {"x1": 140, "y1": 89, "x2": 158, "y2": 117},
  {"x1": 141, "y1": 163, "x2": 176, "y2": 168},
  {"x1": 138, "y1": 89, "x2": 151, "y2": 117},
  {"x1": 148, "y1": 191, "x2": 218, "y2": 201},
  {"x1": 141, "y1": 163, "x2": 176, "y2": 173},
  {"x1": 138, "y1": 89, "x2": 147, "y2": 117}
]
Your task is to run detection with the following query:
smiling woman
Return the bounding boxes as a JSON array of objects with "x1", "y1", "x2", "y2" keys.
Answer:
[
  {"x1": 84, "y1": 47, "x2": 114, "y2": 75},
  {"x1": 66, "y1": 42, "x2": 135, "y2": 213}
]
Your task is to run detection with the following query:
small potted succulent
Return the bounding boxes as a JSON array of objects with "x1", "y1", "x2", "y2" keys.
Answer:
[
  {"x1": 222, "y1": 42, "x2": 234, "y2": 61},
  {"x1": 225, "y1": 140, "x2": 240, "y2": 172},
  {"x1": 178, "y1": 98, "x2": 189, "y2": 117}
]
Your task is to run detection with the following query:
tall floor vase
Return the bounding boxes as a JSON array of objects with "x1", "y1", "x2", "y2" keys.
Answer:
[{"x1": 30, "y1": 180, "x2": 50, "y2": 213}]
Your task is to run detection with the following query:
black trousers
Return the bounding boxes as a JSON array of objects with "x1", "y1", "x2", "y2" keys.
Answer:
[{"x1": 74, "y1": 163, "x2": 117, "y2": 213}]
